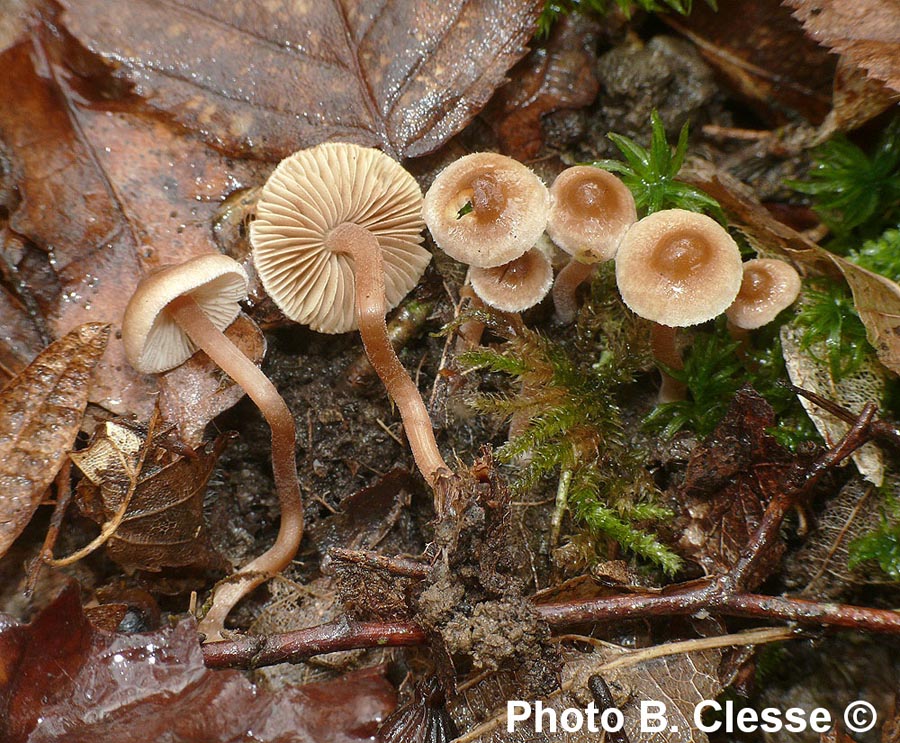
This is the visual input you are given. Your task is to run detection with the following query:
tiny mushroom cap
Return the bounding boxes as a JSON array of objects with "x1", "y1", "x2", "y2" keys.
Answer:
[
  {"x1": 123, "y1": 254, "x2": 248, "y2": 374},
  {"x1": 615, "y1": 209, "x2": 743, "y2": 327},
  {"x1": 251, "y1": 142, "x2": 430, "y2": 334},
  {"x1": 469, "y1": 247, "x2": 554, "y2": 313},
  {"x1": 423, "y1": 152, "x2": 550, "y2": 268},
  {"x1": 726, "y1": 258, "x2": 802, "y2": 330},
  {"x1": 547, "y1": 166, "x2": 637, "y2": 263}
]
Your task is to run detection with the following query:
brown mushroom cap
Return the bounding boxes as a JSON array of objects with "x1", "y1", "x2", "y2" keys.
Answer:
[
  {"x1": 469, "y1": 247, "x2": 554, "y2": 313},
  {"x1": 726, "y1": 258, "x2": 802, "y2": 329},
  {"x1": 123, "y1": 254, "x2": 248, "y2": 374},
  {"x1": 250, "y1": 142, "x2": 430, "y2": 334},
  {"x1": 422, "y1": 152, "x2": 550, "y2": 269},
  {"x1": 615, "y1": 209, "x2": 743, "y2": 327},
  {"x1": 547, "y1": 166, "x2": 637, "y2": 263}
]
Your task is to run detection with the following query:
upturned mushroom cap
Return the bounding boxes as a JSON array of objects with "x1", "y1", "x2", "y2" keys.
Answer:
[
  {"x1": 547, "y1": 166, "x2": 637, "y2": 263},
  {"x1": 615, "y1": 209, "x2": 742, "y2": 327},
  {"x1": 123, "y1": 254, "x2": 248, "y2": 374},
  {"x1": 726, "y1": 258, "x2": 802, "y2": 330},
  {"x1": 251, "y1": 142, "x2": 430, "y2": 334},
  {"x1": 469, "y1": 247, "x2": 554, "y2": 313},
  {"x1": 423, "y1": 152, "x2": 550, "y2": 269}
]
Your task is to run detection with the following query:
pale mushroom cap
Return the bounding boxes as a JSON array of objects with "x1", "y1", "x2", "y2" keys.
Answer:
[
  {"x1": 547, "y1": 166, "x2": 637, "y2": 263},
  {"x1": 422, "y1": 152, "x2": 550, "y2": 268},
  {"x1": 615, "y1": 209, "x2": 743, "y2": 327},
  {"x1": 726, "y1": 258, "x2": 802, "y2": 329},
  {"x1": 469, "y1": 247, "x2": 554, "y2": 313},
  {"x1": 123, "y1": 254, "x2": 248, "y2": 374},
  {"x1": 250, "y1": 142, "x2": 430, "y2": 334}
]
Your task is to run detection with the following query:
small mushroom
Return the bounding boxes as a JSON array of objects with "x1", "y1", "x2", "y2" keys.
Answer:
[
  {"x1": 122, "y1": 254, "x2": 302, "y2": 642},
  {"x1": 615, "y1": 209, "x2": 743, "y2": 402},
  {"x1": 726, "y1": 258, "x2": 802, "y2": 331},
  {"x1": 469, "y1": 247, "x2": 554, "y2": 313},
  {"x1": 547, "y1": 167, "x2": 637, "y2": 323},
  {"x1": 423, "y1": 152, "x2": 550, "y2": 268},
  {"x1": 251, "y1": 143, "x2": 452, "y2": 507}
]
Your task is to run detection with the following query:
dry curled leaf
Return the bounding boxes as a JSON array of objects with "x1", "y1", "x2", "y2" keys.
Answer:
[
  {"x1": 677, "y1": 387, "x2": 802, "y2": 585},
  {"x1": 0, "y1": 322, "x2": 109, "y2": 559},
  {"x1": 785, "y1": 0, "x2": 900, "y2": 94},
  {"x1": 0, "y1": 586, "x2": 396, "y2": 743},
  {"x1": 781, "y1": 324, "x2": 886, "y2": 485},
  {"x1": 70, "y1": 418, "x2": 227, "y2": 573},
  {"x1": 0, "y1": 38, "x2": 266, "y2": 417},
  {"x1": 59, "y1": 0, "x2": 544, "y2": 160}
]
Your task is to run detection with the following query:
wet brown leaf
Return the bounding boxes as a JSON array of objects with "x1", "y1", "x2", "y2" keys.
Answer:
[
  {"x1": 483, "y1": 14, "x2": 600, "y2": 160},
  {"x1": 0, "y1": 586, "x2": 396, "y2": 743},
  {"x1": 0, "y1": 38, "x2": 266, "y2": 417},
  {"x1": 824, "y1": 56, "x2": 900, "y2": 134},
  {"x1": 59, "y1": 0, "x2": 544, "y2": 161},
  {"x1": 157, "y1": 313, "x2": 265, "y2": 447},
  {"x1": 70, "y1": 419, "x2": 227, "y2": 572},
  {"x1": 665, "y1": 0, "x2": 835, "y2": 124},
  {"x1": 786, "y1": 0, "x2": 900, "y2": 94},
  {"x1": 0, "y1": 322, "x2": 110, "y2": 559},
  {"x1": 677, "y1": 387, "x2": 800, "y2": 584}
]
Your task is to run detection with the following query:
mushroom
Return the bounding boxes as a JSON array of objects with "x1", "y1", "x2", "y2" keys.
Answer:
[
  {"x1": 423, "y1": 152, "x2": 550, "y2": 268},
  {"x1": 469, "y1": 246, "x2": 554, "y2": 313},
  {"x1": 122, "y1": 254, "x2": 302, "y2": 641},
  {"x1": 726, "y1": 258, "x2": 802, "y2": 332},
  {"x1": 547, "y1": 166, "x2": 637, "y2": 323},
  {"x1": 250, "y1": 143, "x2": 452, "y2": 506},
  {"x1": 615, "y1": 209, "x2": 743, "y2": 402}
]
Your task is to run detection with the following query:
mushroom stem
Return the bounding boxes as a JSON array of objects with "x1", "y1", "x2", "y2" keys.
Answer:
[
  {"x1": 553, "y1": 259, "x2": 594, "y2": 324},
  {"x1": 726, "y1": 318, "x2": 752, "y2": 361},
  {"x1": 650, "y1": 323, "x2": 688, "y2": 403},
  {"x1": 168, "y1": 294, "x2": 302, "y2": 642},
  {"x1": 327, "y1": 222, "x2": 450, "y2": 492}
]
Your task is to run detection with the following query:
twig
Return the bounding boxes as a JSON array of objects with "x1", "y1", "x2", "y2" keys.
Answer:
[
  {"x1": 327, "y1": 547, "x2": 429, "y2": 578},
  {"x1": 25, "y1": 459, "x2": 74, "y2": 595}
]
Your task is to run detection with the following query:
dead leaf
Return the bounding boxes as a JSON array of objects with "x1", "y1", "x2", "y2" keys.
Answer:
[
  {"x1": 781, "y1": 324, "x2": 886, "y2": 485},
  {"x1": 677, "y1": 387, "x2": 801, "y2": 585},
  {"x1": 0, "y1": 586, "x2": 396, "y2": 743},
  {"x1": 0, "y1": 281, "x2": 44, "y2": 384},
  {"x1": 157, "y1": 313, "x2": 266, "y2": 447},
  {"x1": 483, "y1": 13, "x2": 600, "y2": 160},
  {"x1": 0, "y1": 322, "x2": 109, "y2": 559},
  {"x1": 786, "y1": 0, "x2": 900, "y2": 94},
  {"x1": 665, "y1": 0, "x2": 835, "y2": 124},
  {"x1": 69, "y1": 418, "x2": 227, "y2": 573},
  {"x1": 0, "y1": 38, "x2": 266, "y2": 417},
  {"x1": 823, "y1": 55, "x2": 900, "y2": 135},
  {"x1": 59, "y1": 0, "x2": 544, "y2": 160},
  {"x1": 453, "y1": 643, "x2": 723, "y2": 743}
]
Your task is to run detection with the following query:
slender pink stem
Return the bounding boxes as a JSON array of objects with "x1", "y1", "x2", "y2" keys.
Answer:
[
  {"x1": 169, "y1": 295, "x2": 303, "y2": 642},
  {"x1": 552, "y1": 259, "x2": 594, "y2": 324},
  {"x1": 326, "y1": 223, "x2": 451, "y2": 502},
  {"x1": 650, "y1": 323, "x2": 687, "y2": 403}
]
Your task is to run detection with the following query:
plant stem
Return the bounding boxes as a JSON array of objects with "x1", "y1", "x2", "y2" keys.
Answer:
[
  {"x1": 549, "y1": 468, "x2": 572, "y2": 549},
  {"x1": 326, "y1": 223, "x2": 451, "y2": 507},
  {"x1": 169, "y1": 295, "x2": 303, "y2": 643}
]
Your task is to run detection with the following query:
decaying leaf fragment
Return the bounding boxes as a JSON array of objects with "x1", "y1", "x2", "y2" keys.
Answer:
[
  {"x1": 59, "y1": 0, "x2": 544, "y2": 160},
  {"x1": 781, "y1": 324, "x2": 886, "y2": 485},
  {"x1": 785, "y1": 0, "x2": 900, "y2": 94},
  {"x1": 0, "y1": 322, "x2": 109, "y2": 559},
  {"x1": 69, "y1": 418, "x2": 227, "y2": 572}
]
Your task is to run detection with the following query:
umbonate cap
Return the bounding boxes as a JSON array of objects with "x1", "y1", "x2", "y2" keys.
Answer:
[
  {"x1": 469, "y1": 247, "x2": 553, "y2": 313},
  {"x1": 726, "y1": 258, "x2": 802, "y2": 330},
  {"x1": 615, "y1": 209, "x2": 742, "y2": 327},
  {"x1": 123, "y1": 254, "x2": 248, "y2": 374},
  {"x1": 547, "y1": 166, "x2": 636, "y2": 263},
  {"x1": 423, "y1": 152, "x2": 550, "y2": 269},
  {"x1": 250, "y1": 142, "x2": 430, "y2": 334}
]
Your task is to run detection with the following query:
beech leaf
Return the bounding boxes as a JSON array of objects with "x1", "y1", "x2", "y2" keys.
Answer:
[
  {"x1": 785, "y1": 0, "x2": 900, "y2": 94},
  {"x1": 0, "y1": 586, "x2": 396, "y2": 743},
  {"x1": 59, "y1": 0, "x2": 544, "y2": 161},
  {"x1": 0, "y1": 322, "x2": 110, "y2": 559}
]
